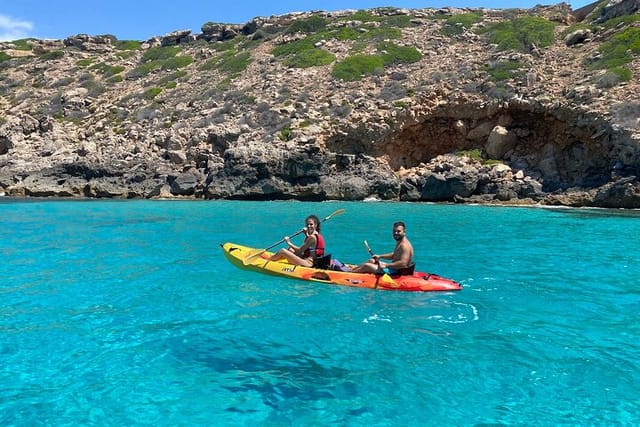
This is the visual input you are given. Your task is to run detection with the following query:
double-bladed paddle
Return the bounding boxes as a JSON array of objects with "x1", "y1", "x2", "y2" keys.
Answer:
[{"x1": 242, "y1": 208, "x2": 345, "y2": 265}]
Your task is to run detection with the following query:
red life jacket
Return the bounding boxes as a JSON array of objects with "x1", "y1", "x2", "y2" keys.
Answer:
[{"x1": 303, "y1": 233, "x2": 325, "y2": 258}]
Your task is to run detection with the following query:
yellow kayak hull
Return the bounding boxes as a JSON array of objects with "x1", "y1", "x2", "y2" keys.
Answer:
[{"x1": 221, "y1": 242, "x2": 461, "y2": 292}]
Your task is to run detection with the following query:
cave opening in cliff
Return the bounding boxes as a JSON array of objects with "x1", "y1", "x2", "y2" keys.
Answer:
[{"x1": 379, "y1": 105, "x2": 617, "y2": 191}]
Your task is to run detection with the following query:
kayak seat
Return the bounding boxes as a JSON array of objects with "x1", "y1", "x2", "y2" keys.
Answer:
[
  {"x1": 313, "y1": 253, "x2": 332, "y2": 269},
  {"x1": 329, "y1": 258, "x2": 351, "y2": 272},
  {"x1": 403, "y1": 263, "x2": 416, "y2": 275},
  {"x1": 390, "y1": 263, "x2": 416, "y2": 276}
]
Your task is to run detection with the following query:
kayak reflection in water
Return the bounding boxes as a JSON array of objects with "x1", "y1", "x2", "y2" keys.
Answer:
[
  {"x1": 351, "y1": 221, "x2": 414, "y2": 275},
  {"x1": 268, "y1": 214, "x2": 326, "y2": 267}
]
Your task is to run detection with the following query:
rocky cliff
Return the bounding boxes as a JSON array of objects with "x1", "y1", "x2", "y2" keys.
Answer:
[{"x1": 1, "y1": 1, "x2": 639, "y2": 207}]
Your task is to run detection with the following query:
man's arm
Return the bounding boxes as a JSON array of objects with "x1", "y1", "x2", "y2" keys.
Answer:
[{"x1": 377, "y1": 251, "x2": 394, "y2": 260}]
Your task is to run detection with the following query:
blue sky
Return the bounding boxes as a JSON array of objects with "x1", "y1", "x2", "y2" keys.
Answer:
[{"x1": 0, "y1": 0, "x2": 593, "y2": 41}]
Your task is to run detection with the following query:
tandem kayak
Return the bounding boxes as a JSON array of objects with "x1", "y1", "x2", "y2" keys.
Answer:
[{"x1": 221, "y1": 242, "x2": 462, "y2": 292}]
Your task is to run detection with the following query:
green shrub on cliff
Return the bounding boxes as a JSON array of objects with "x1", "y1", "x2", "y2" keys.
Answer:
[
  {"x1": 272, "y1": 10, "x2": 411, "y2": 70},
  {"x1": 337, "y1": 9, "x2": 413, "y2": 28},
  {"x1": 359, "y1": 26, "x2": 402, "y2": 42},
  {"x1": 91, "y1": 62, "x2": 125, "y2": 77},
  {"x1": 143, "y1": 46, "x2": 180, "y2": 62},
  {"x1": 278, "y1": 124, "x2": 292, "y2": 141},
  {"x1": 377, "y1": 42, "x2": 422, "y2": 64},
  {"x1": 272, "y1": 37, "x2": 318, "y2": 57},
  {"x1": 199, "y1": 51, "x2": 251, "y2": 84},
  {"x1": 283, "y1": 48, "x2": 335, "y2": 68},
  {"x1": 286, "y1": 15, "x2": 327, "y2": 34},
  {"x1": 79, "y1": 75, "x2": 106, "y2": 97},
  {"x1": 483, "y1": 16, "x2": 555, "y2": 52},
  {"x1": 0, "y1": 52, "x2": 11, "y2": 63},
  {"x1": 114, "y1": 40, "x2": 142, "y2": 51},
  {"x1": 334, "y1": 27, "x2": 361, "y2": 41},
  {"x1": 577, "y1": 15, "x2": 640, "y2": 86},
  {"x1": 76, "y1": 58, "x2": 93, "y2": 67},
  {"x1": 161, "y1": 55, "x2": 193, "y2": 70},
  {"x1": 345, "y1": 10, "x2": 381, "y2": 23},
  {"x1": 128, "y1": 62, "x2": 156, "y2": 78},
  {"x1": 588, "y1": 26, "x2": 640, "y2": 70},
  {"x1": 156, "y1": 70, "x2": 188, "y2": 85},
  {"x1": 272, "y1": 34, "x2": 336, "y2": 68},
  {"x1": 458, "y1": 149, "x2": 483, "y2": 161},
  {"x1": 382, "y1": 14, "x2": 414, "y2": 28},
  {"x1": 196, "y1": 37, "x2": 254, "y2": 81},
  {"x1": 602, "y1": 14, "x2": 640, "y2": 29},
  {"x1": 594, "y1": 67, "x2": 633, "y2": 88},
  {"x1": 485, "y1": 60, "x2": 525, "y2": 81},
  {"x1": 12, "y1": 39, "x2": 35, "y2": 51},
  {"x1": 458, "y1": 149, "x2": 502, "y2": 165},
  {"x1": 129, "y1": 46, "x2": 193, "y2": 78},
  {"x1": 39, "y1": 50, "x2": 64, "y2": 61},
  {"x1": 441, "y1": 13, "x2": 483, "y2": 36},
  {"x1": 331, "y1": 42, "x2": 421, "y2": 80},
  {"x1": 216, "y1": 51, "x2": 251, "y2": 73},
  {"x1": 107, "y1": 75, "x2": 123, "y2": 84},
  {"x1": 332, "y1": 54, "x2": 385, "y2": 80},
  {"x1": 200, "y1": 51, "x2": 252, "y2": 79},
  {"x1": 210, "y1": 37, "x2": 242, "y2": 52},
  {"x1": 144, "y1": 87, "x2": 162, "y2": 99}
]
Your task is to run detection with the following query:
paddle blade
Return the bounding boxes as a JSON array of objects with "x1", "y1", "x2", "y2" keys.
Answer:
[
  {"x1": 243, "y1": 249, "x2": 266, "y2": 265},
  {"x1": 364, "y1": 240, "x2": 374, "y2": 256},
  {"x1": 379, "y1": 274, "x2": 399, "y2": 288},
  {"x1": 324, "y1": 208, "x2": 346, "y2": 221}
]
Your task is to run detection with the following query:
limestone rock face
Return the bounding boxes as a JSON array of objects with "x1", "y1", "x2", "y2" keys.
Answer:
[
  {"x1": 597, "y1": 0, "x2": 640, "y2": 22},
  {"x1": 0, "y1": 4, "x2": 639, "y2": 207},
  {"x1": 486, "y1": 126, "x2": 517, "y2": 160},
  {"x1": 63, "y1": 34, "x2": 114, "y2": 52},
  {"x1": 564, "y1": 29, "x2": 592, "y2": 46}
]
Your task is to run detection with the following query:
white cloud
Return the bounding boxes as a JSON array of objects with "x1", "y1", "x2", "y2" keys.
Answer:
[{"x1": 0, "y1": 14, "x2": 34, "y2": 41}]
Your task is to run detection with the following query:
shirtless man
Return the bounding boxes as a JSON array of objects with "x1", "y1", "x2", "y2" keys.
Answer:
[{"x1": 352, "y1": 221, "x2": 414, "y2": 274}]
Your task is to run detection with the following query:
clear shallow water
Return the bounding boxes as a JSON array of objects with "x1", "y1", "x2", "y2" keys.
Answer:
[{"x1": 1, "y1": 199, "x2": 639, "y2": 425}]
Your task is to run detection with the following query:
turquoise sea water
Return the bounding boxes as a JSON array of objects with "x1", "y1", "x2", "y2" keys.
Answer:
[{"x1": 1, "y1": 199, "x2": 639, "y2": 426}]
